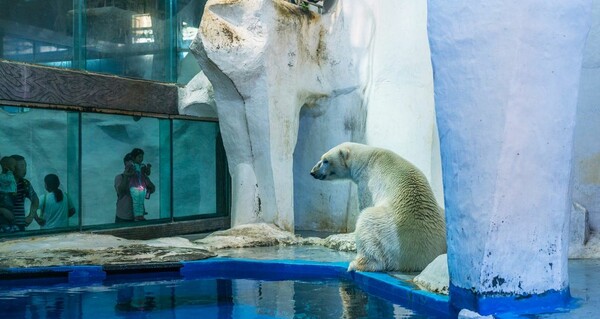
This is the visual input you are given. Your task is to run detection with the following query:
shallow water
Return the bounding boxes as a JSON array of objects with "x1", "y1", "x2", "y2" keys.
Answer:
[
  {"x1": 217, "y1": 245, "x2": 356, "y2": 263},
  {"x1": 0, "y1": 274, "x2": 438, "y2": 319}
]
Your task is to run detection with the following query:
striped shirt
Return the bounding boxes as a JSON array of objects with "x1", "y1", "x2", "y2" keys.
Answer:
[{"x1": 13, "y1": 179, "x2": 37, "y2": 230}]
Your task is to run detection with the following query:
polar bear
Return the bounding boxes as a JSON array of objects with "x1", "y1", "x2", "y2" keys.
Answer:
[{"x1": 310, "y1": 142, "x2": 446, "y2": 272}]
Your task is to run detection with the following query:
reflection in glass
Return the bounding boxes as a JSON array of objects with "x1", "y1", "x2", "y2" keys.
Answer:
[
  {"x1": 81, "y1": 113, "x2": 161, "y2": 226},
  {"x1": 131, "y1": 13, "x2": 155, "y2": 44},
  {"x1": 0, "y1": 0, "x2": 213, "y2": 84},
  {"x1": 172, "y1": 119, "x2": 218, "y2": 218},
  {"x1": 176, "y1": 0, "x2": 206, "y2": 84},
  {"x1": 0, "y1": 107, "x2": 78, "y2": 232},
  {"x1": 84, "y1": 0, "x2": 170, "y2": 81},
  {"x1": 158, "y1": 120, "x2": 172, "y2": 220},
  {"x1": 1, "y1": 106, "x2": 226, "y2": 234},
  {"x1": 0, "y1": 0, "x2": 74, "y2": 67}
]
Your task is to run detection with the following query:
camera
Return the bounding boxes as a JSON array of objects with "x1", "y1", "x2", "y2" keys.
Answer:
[{"x1": 142, "y1": 163, "x2": 152, "y2": 176}]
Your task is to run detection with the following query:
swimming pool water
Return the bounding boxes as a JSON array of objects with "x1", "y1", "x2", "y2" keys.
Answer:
[
  {"x1": 0, "y1": 258, "x2": 451, "y2": 318},
  {"x1": 0, "y1": 275, "x2": 438, "y2": 318}
]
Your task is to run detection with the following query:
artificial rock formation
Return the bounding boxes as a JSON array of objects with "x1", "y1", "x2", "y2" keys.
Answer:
[
  {"x1": 429, "y1": 0, "x2": 593, "y2": 314},
  {"x1": 178, "y1": 70, "x2": 217, "y2": 118},
  {"x1": 571, "y1": 0, "x2": 600, "y2": 234},
  {"x1": 189, "y1": 0, "x2": 441, "y2": 232},
  {"x1": 413, "y1": 254, "x2": 449, "y2": 295},
  {"x1": 190, "y1": 0, "x2": 367, "y2": 232}
]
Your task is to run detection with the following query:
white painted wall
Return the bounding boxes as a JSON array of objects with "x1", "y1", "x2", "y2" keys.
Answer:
[{"x1": 429, "y1": 0, "x2": 592, "y2": 301}]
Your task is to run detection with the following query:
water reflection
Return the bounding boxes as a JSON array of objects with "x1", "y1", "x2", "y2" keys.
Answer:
[
  {"x1": 0, "y1": 277, "x2": 428, "y2": 318},
  {"x1": 114, "y1": 286, "x2": 157, "y2": 314},
  {"x1": 339, "y1": 281, "x2": 370, "y2": 319}
]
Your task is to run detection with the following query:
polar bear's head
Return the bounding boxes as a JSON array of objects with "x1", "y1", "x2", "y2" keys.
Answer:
[{"x1": 310, "y1": 143, "x2": 352, "y2": 181}]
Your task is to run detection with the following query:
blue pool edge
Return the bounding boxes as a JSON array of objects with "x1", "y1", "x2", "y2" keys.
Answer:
[{"x1": 182, "y1": 258, "x2": 452, "y2": 317}]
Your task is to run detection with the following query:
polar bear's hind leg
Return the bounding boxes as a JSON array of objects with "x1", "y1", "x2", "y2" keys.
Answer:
[{"x1": 349, "y1": 206, "x2": 400, "y2": 272}]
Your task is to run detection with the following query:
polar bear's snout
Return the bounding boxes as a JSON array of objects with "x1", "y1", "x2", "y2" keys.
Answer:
[
  {"x1": 310, "y1": 161, "x2": 325, "y2": 180},
  {"x1": 311, "y1": 159, "x2": 332, "y2": 180}
]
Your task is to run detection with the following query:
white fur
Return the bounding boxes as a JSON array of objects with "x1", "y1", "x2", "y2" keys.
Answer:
[{"x1": 311, "y1": 142, "x2": 446, "y2": 272}]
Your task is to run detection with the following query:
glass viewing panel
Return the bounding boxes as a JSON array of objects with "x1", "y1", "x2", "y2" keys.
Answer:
[
  {"x1": 0, "y1": 0, "x2": 211, "y2": 83},
  {"x1": 84, "y1": 0, "x2": 171, "y2": 81},
  {"x1": 0, "y1": 106, "x2": 226, "y2": 237},
  {"x1": 0, "y1": 107, "x2": 80, "y2": 232},
  {"x1": 80, "y1": 112, "x2": 163, "y2": 226},
  {"x1": 172, "y1": 119, "x2": 218, "y2": 218},
  {"x1": 176, "y1": 0, "x2": 205, "y2": 85},
  {"x1": 0, "y1": 0, "x2": 74, "y2": 68},
  {"x1": 177, "y1": 0, "x2": 205, "y2": 54}
]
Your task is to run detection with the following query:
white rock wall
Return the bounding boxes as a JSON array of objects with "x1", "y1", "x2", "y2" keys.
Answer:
[
  {"x1": 571, "y1": 0, "x2": 600, "y2": 233},
  {"x1": 360, "y1": 0, "x2": 443, "y2": 206},
  {"x1": 191, "y1": 0, "x2": 366, "y2": 232},
  {"x1": 191, "y1": 0, "x2": 443, "y2": 232},
  {"x1": 429, "y1": 0, "x2": 592, "y2": 306}
]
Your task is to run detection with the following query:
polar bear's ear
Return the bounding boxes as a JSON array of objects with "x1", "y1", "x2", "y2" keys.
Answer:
[{"x1": 339, "y1": 148, "x2": 350, "y2": 168}]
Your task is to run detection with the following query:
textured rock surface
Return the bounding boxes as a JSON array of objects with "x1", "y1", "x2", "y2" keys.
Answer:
[
  {"x1": 0, "y1": 233, "x2": 215, "y2": 268},
  {"x1": 191, "y1": 0, "x2": 366, "y2": 232},
  {"x1": 194, "y1": 222, "x2": 356, "y2": 251},
  {"x1": 322, "y1": 232, "x2": 356, "y2": 252},
  {"x1": 413, "y1": 254, "x2": 449, "y2": 295},
  {"x1": 0, "y1": 224, "x2": 456, "y2": 296},
  {"x1": 571, "y1": 0, "x2": 600, "y2": 234},
  {"x1": 570, "y1": 202, "x2": 591, "y2": 254},
  {"x1": 458, "y1": 309, "x2": 494, "y2": 319},
  {"x1": 194, "y1": 222, "x2": 299, "y2": 249},
  {"x1": 178, "y1": 70, "x2": 217, "y2": 118},
  {"x1": 569, "y1": 232, "x2": 600, "y2": 259},
  {"x1": 0, "y1": 224, "x2": 358, "y2": 269}
]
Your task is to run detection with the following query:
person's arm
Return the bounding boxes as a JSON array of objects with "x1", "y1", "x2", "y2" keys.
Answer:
[
  {"x1": 67, "y1": 193, "x2": 76, "y2": 217},
  {"x1": 25, "y1": 184, "x2": 44, "y2": 226},
  {"x1": 146, "y1": 176, "x2": 156, "y2": 194},
  {"x1": 141, "y1": 164, "x2": 155, "y2": 194},
  {"x1": 31, "y1": 192, "x2": 45, "y2": 227},
  {"x1": 30, "y1": 192, "x2": 39, "y2": 216},
  {"x1": 142, "y1": 164, "x2": 152, "y2": 177}
]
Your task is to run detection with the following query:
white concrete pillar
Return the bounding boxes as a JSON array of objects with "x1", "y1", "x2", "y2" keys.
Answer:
[{"x1": 429, "y1": 0, "x2": 592, "y2": 315}]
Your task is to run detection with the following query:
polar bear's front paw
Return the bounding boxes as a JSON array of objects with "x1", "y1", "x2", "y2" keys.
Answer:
[{"x1": 348, "y1": 257, "x2": 368, "y2": 272}]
